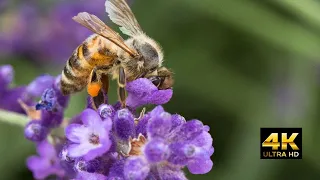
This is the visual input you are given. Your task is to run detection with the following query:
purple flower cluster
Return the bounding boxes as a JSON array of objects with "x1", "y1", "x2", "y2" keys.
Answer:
[
  {"x1": 0, "y1": 64, "x2": 66, "y2": 114},
  {"x1": 0, "y1": 0, "x2": 106, "y2": 64},
  {"x1": 20, "y1": 75, "x2": 214, "y2": 179}
]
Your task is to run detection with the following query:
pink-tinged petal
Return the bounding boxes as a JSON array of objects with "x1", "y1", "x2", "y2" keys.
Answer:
[
  {"x1": 65, "y1": 124, "x2": 89, "y2": 143},
  {"x1": 81, "y1": 108, "x2": 102, "y2": 126},
  {"x1": 68, "y1": 143, "x2": 97, "y2": 158},
  {"x1": 37, "y1": 141, "x2": 56, "y2": 158}
]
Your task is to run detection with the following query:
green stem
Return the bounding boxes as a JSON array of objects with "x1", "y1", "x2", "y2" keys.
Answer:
[{"x1": 0, "y1": 109, "x2": 29, "y2": 127}]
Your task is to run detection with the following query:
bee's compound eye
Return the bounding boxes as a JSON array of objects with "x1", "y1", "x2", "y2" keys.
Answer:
[{"x1": 148, "y1": 76, "x2": 162, "y2": 87}]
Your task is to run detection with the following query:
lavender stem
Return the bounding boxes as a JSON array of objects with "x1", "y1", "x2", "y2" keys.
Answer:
[{"x1": 0, "y1": 109, "x2": 28, "y2": 127}]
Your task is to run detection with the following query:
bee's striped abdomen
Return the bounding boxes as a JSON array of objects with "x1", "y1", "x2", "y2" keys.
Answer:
[
  {"x1": 60, "y1": 34, "x2": 119, "y2": 95},
  {"x1": 61, "y1": 45, "x2": 92, "y2": 95}
]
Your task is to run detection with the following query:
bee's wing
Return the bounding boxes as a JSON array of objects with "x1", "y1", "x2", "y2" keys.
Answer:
[
  {"x1": 105, "y1": 0, "x2": 143, "y2": 37},
  {"x1": 73, "y1": 12, "x2": 138, "y2": 57}
]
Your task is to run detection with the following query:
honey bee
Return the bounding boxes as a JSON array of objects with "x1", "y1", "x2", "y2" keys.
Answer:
[{"x1": 60, "y1": 0, "x2": 174, "y2": 109}]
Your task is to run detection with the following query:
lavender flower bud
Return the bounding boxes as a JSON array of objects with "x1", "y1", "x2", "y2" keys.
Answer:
[
  {"x1": 98, "y1": 104, "x2": 115, "y2": 119},
  {"x1": 24, "y1": 120, "x2": 48, "y2": 142},
  {"x1": 114, "y1": 109, "x2": 135, "y2": 140}
]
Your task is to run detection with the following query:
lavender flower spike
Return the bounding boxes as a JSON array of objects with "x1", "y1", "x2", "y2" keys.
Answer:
[
  {"x1": 27, "y1": 141, "x2": 65, "y2": 179},
  {"x1": 126, "y1": 78, "x2": 173, "y2": 108},
  {"x1": 66, "y1": 109, "x2": 112, "y2": 160}
]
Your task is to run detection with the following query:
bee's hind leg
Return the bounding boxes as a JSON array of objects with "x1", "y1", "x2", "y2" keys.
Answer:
[
  {"x1": 117, "y1": 66, "x2": 126, "y2": 108},
  {"x1": 87, "y1": 67, "x2": 102, "y2": 97},
  {"x1": 88, "y1": 65, "x2": 112, "y2": 110}
]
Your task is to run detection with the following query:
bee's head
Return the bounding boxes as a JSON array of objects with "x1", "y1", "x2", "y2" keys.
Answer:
[{"x1": 145, "y1": 67, "x2": 174, "y2": 90}]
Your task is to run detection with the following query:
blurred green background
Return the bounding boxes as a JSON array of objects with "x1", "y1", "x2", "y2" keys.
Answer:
[{"x1": 0, "y1": 0, "x2": 319, "y2": 179}]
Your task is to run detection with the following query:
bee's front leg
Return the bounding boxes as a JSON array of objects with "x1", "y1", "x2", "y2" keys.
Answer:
[
  {"x1": 117, "y1": 66, "x2": 126, "y2": 108},
  {"x1": 87, "y1": 65, "x2": 112, "y2": 110}
]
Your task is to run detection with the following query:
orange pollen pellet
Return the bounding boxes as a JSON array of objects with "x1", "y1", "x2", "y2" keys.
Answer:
[{"x1": 87, "y1": 82, "x2": 101, "y2": 97}]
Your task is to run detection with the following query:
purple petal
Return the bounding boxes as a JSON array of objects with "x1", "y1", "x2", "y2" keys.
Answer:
[
  {"x1": 65, "y1": 124, "x2": 89, "y2": 143},
  {"x1": 173, "y1": 120, "x2": 204, "y2": 141},
  {"x1": 26, "y1": 75, "x2": 55, "y2": 98},
  {"x1": 149, "y1": 105, "x2": 164, "y2": 117},
  {"x1": 77, "y1": 172, "x2": 107, "y2": 180},
  {"x1": 41, "y1": 110, "x2": 63, "y2": 128},
  {"x1": 126, "y1": 78, "x2": 157, "y2": 97},
  {"x1": 157, "y1": 165, "x2": 187, "y2": 180},
  {"x1": 108, "y1": 159, "x2": 125, "y2": 179},
  {"x1": 147, "y1": 112, "x2": 172, "y2": 138},
  {"x1": 84, "y1": 139, "x2": 112, "y2": 161},
  {"x1": 26, "y1": 156, "x2": 48, "y2": 172},
  {"x1": 171, "y1": 114, "x2": 186, "y2": 130},
  {"x1": 144, "y1": 139, "x2": 169, "y2": 163},
  {"x1": 68, "y1": 143, "x2": 96, "y2": 158},
  {"x1": 148, "y1": 89, "x2": 173, "y2": 105},
  {"x1": 81, "y1": 108, "x2": 102, "y2": 126},
  {"x1": 124, "y1": 157, "x2": 150, "y2": 180},
  {"x1": 0, "y1": 86, "x2": 27, "y2": 114},
  {"x1": 26, "y1": 154, "x2": 64, "y2": 179},
  {"x1": 167, "y1": 142, "x2": 189, "y2": 165},
  {"x1": 187, "y1": 157, "x2": 213, "y2": 174},
  {"x1": 135, "y1": 114, "x2": 150, "y2": 137},
  {"x1": 37, "y1": 141, "x2": 56, "y2": 158},
  {"x1": 126, "y1": 78, "x2": 173, "y2": 108},
  {"x1": 190, "y1": 131, "x2": 213, "y2": 150}
]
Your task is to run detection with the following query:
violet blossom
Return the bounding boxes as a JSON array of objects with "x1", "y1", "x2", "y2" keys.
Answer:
[
  {"x1": 65, "y1": 109, "x2": 113, "y2": 161},
  {"x1": 26, "y1": 141, "x2": 65, "y2": 179},
  {"x1": 0, "y1": 65, "x2": 60, "y2": 114}
]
